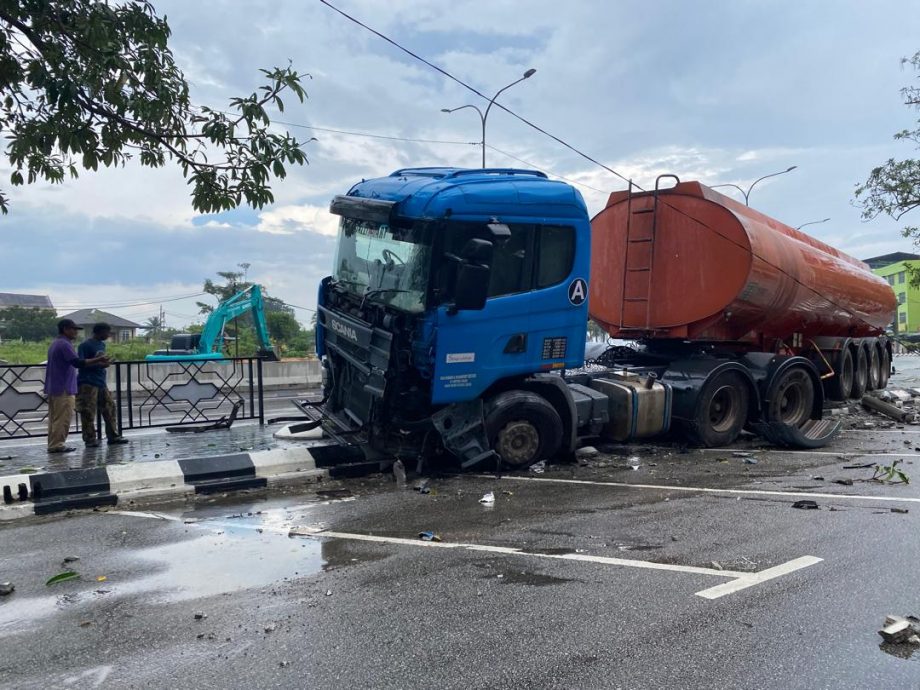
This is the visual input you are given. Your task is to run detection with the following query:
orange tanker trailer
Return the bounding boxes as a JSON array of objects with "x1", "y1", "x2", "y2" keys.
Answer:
[{"x1": 587, "y1": 177, "x2": 896, "y2": 447}]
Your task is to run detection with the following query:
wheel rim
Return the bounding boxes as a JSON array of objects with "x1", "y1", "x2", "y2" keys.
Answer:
[
  {"x1": 708, "y1": 385, "x2": 741, "y2": 433},
  {"x1": 840, "y1": 352, "x2": 854, "y2": 394},
  {"x1": 774, "y1": 372, "x2": 812, "y2": 426},
  {"x1": 868, "y1": 348, "x2": 880, "y2": 389},
  {"x1": 496, "y1": 421, "x2": 540, "y2": 465}
]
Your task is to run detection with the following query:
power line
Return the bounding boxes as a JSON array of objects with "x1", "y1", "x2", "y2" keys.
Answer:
[
  {"x1": 485, "y1": 144, "x2": 607, "y2": 195},
  {"x1": 274, "y1": 119, "x2": 479, "y2": 147},
  {"x1": 53, "y1": 291, "x2": 208, "y2": 310}
]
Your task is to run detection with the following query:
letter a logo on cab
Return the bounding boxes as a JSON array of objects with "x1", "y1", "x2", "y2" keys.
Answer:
[{"x1": 568, "y1": 278, "x2": 588, "y2": 306}]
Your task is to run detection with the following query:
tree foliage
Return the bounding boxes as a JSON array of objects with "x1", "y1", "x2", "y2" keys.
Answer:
[
  {"x1": 856, "y1": 51, "x2": 920, "y2": 242},
  {"x1": 0, "y1": 0, "x2": 313, "y2": 214},
  {"x1": 0, "y1": 306, "x2": 58, "y2": 340}
]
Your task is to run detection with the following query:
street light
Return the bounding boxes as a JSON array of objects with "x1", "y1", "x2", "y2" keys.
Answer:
[
  {"x1": 711, "y1": 166, "x2": 798, "y2": 206},
  {"x1": 795, "y1": 218, "x2": 830, "y2": 231},
  {"x1": 442, "y1": 68, "x2": 537, "y2": 168}
]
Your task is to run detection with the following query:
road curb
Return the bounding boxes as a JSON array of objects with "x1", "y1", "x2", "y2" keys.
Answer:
[{"x1": 0, "y1": 447, "x2": 327, "y2": 520}]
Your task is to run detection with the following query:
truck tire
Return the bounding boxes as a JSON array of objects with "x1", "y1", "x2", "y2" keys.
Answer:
[
  {"x1": 825, "y1": 348, "x2": 853, "y2": 402},
  {"x1": 485, "y1": 391, "x2": 563, "y2": 469},
  {"x1": 878, "y1": 346, "x2": 891, "y2": 389},
  {"x1": 850, "y1": 346, "x2": 868, "y2": 399},
  {"x1": 766, "y1": 366, "x2": 814, "y2": 428},
  {"x1": 689, "y1": 371, "x2": 750, "y2": 447},
  {"x1": 867, "y1": 344, "x2": 881, "y2": 391}
]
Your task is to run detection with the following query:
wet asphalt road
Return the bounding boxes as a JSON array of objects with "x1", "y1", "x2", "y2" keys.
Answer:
[{"x1": 1, "y1": 425, "x2": 919, "y2": 689}]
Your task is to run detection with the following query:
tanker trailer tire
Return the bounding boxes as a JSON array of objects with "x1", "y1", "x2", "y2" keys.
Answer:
[
  {"x1": 850, "y1": 346, "x2": 868, "y2": 399},
  {"x1": 766, "y1": 366, "x2": 814, "y2": 428},
  {"x1": 867, "y1": 343, "x2": 881, "y2": 391},
  {"x1": 485, "y1": 391, "x2": 563, "y2": 470},
  {"x1": 689, "y1": 371, "x2": 750, "y2": 447},
  {"x1": 878, "y1": 346, "x2": 891, "y2": 389},
  {"x1": 825, "y1": 348, "x2": 853, "y2": 402}
]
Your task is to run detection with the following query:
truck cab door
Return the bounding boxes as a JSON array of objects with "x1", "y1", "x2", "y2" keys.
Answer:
[{"x1": 432, "y1": 222, "x2": 588, "y2": 405}]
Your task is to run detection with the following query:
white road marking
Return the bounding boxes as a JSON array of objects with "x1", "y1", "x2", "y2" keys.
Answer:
[
  {"x1": 111, "y1": 510, "x2": 823, "y2": 600},
  {"x1": 701, "y1": 448, "x2": 920, "y2": 458},
  {"x1": 694, "y1": 556, "x2": 824, "y2": 599},
  {"x1": 491, "y1": 475, "x2": 920, "y2": 504}
]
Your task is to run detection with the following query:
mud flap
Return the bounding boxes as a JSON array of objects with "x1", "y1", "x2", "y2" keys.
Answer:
[
  {"x1": 750, "y1": 418, "x2": 841, "y2": 449},
  {"x1": 431, "y1": 400, "x2": 497, "y2": 469}
]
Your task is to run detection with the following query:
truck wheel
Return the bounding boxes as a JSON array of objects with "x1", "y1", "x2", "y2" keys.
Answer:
[
  {"x1": 867, "y1": 345, "x2": 881, "y2": 391},
  {"x1": 825, "y1": 348, "x2": 853, "y2": 402},
  {"x1": 485, "y1": 391, "x2": 563, "y2": 469},
  {"x1": 689, "y1": 371, "x2": 750, "y2": 447},
  {"x1": 850, "y1": 347, "x2": 868, "y2": 399},
  {"x1": 767, "y1": 366, "x2": 814, "y2": 427},
  {"x1": 878, "y1": 347, "x2": 891, "y2": 389}
]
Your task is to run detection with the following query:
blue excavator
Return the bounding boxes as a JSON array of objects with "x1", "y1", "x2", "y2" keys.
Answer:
[{"x1": 146, "y1": 285, "x2": 279, "y2": 362}]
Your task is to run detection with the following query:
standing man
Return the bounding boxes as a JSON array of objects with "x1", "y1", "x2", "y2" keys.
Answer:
[
  {"x1": 45, "y1": 319, "x2": 109, "y2": 453},
  {"x1": 77, "y1": 322, "x2": 128, "y2": 447}
]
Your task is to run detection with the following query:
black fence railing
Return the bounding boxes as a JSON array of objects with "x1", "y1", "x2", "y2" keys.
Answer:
[{"x1": 0, "y1": 357, "x2": 264, "y2": 441}]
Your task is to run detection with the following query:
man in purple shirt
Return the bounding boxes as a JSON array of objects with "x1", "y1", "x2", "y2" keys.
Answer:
[{"x1": 44, "y1": 319, "x2": 109, "y2": 453}]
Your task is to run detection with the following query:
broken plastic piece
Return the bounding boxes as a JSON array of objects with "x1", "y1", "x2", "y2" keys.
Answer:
[
  {"x1": 530, "y1": 460, "x2": 546, "y2": 474},
  {"x1": 479, "y1": 491, "x2": 495, "y2": 505},
  {"x1": 418, "y1": 531, "x2": 442, "y2": 542}
]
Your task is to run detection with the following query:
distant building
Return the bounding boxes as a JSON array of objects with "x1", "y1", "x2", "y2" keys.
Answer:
[
  {"x1": 0, "y1": 293, "x2": 54, "y2": 310},
  {"x1": 871, "y1": 260, "x2": 920, "y2": 334},
  {"x1": 60, "y1": 309, "x2": 142, "y2": 342},
  {"x1": 863, "y1": 252, "x2": 920, "y2": 270}
]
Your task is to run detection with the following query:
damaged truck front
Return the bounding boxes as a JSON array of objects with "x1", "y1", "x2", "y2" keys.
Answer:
[
  {"x1": 303, "y1": 167, "x2": 896, "y2": 471},
  {"x1": 313, "y1": 168, "x2": 592, "y2": 469}
]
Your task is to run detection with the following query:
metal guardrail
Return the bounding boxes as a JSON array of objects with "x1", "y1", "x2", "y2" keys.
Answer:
[{"x1": 0, "y1": 357, "x2": 265, "y2": 441}]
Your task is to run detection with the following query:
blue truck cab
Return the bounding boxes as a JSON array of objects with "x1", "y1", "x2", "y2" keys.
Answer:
[{"x1": 314, "y1": 167, "x2": 592, "y2": 468}]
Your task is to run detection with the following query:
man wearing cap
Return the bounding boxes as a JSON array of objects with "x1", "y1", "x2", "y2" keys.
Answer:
[
  {"x1": 44, "y1": 319, "x2": 109, "y2": 453},
  {"x1": 77, "y1": 322, "x2": 128, "y2": 448}
]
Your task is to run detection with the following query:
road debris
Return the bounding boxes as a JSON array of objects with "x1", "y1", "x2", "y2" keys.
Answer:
[
  {"x1": 264, "y1": 623, "x2": 277, "y2": 633},
  {"x1": 413, "y1": 479, "x2": 430, "y2": 494},
  {"x1": 891, "y1": 507, "x2": 910, "y2": 514},
  {"x1": 879, "y1": 615, "x2": 920, "y2": 644},
  {"x1": 792, "y1": 500, "x2": 819, "y2": 510},
  {"x1": 627, "y1": 456, "x2": 641, "y2": 470},
  {"x1": 710, "y1": 561, "x2": 723, "y2": 571},
  {"x1": 529, "y1": 460, "x2": 546, "y2": 474},
  {"x1": 576, "y1": 446, "x2": 599, "y2": 458},
  {"x1": 0, "y1": 582, "x2": 14, "y2": 596},
  {"x1": 392, "y1": 459, "x2": 406, "y2": 488},
  {"x1": 194, "y1": 612, "x2": 207, "y2": 620},
  {"x1": 842, "y1": 462, "x2": 876, "y2": 470},
  {"x1": 316, "y1": 489, "x2": 353, "y2": 499},
  {"x1": 418, "y1": 531, "x2": 442, "y2": 542},
  {"x1": 325, "y1": 590, "x2": 333, "y2": 597},
  {"x1": 479, "y1": 491, "x2": 495, "y2": 505},
  {"x1": 861, "y1": 395, "x2": 916, "y2": 423},
  {"x1": 45, "y1": 571, "x2": 79, "y2": 586},
  {"x1": 833, "y1": 479, "x2": 854, "y2": 486}
]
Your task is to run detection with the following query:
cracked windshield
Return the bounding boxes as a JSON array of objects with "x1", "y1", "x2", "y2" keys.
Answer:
[{"x1": 332, "y1": 217, "x2": 430, "y2": 313}]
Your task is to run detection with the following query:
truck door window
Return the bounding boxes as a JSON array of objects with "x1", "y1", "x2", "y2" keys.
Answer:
[
  {"x1": 488, "y1": 224, "x2": 533, "y2": 297},
  {"x1": 536, "y1": 225, "x2": 575, "y2": 288}
]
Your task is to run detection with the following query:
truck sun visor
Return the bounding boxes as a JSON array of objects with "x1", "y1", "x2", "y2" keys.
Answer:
[{"x1": 329, "y1": 195, "x2": 396, "y2": 224}]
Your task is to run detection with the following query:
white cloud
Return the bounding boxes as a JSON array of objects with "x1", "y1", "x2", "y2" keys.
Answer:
[{"x1": 257, "y1": 204, "x2": 340, "y2": 237}]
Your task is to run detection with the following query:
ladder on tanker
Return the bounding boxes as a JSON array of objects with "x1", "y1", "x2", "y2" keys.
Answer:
[{"x1": 619, "y1": 175, "x2": 678, "y2": 331}]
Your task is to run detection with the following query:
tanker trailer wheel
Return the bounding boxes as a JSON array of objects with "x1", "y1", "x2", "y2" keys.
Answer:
[
  {"x1": 485, "y1": 391, "x2": 563, "y2": 470},
  {"x1": 850, "y1": 346, "x2": 868, "y2": 399},
  {"x1": 689, "y1": 371, "x2": 750, "y2": 447},
  {"x1": 824, "y1": 348, "x2": 853, "y2": 402},
  {"x1": 767, "y1": 366, "x2": 814, "y2": 428},
  {"x1": 867, "y1": 344, "x2": 881, "y2": 391},
  {"x1": 878, "y1": 346, "x2": 891, "y2": 389}
]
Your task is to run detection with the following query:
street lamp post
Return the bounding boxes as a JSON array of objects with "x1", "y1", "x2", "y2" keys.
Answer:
[
  {"x1": 711, "y1": 166, "x2": 798, "y2": 206},
  {"x1": 442, "y1": 68, "x2": 536, "y2": 168},
  {"x1": 795, "y1": 218, "x2": 830, "y2": 231}
]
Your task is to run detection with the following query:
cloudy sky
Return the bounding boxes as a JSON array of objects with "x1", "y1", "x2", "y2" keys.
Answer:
[{"x1": 1, "y1": 0, "x2": 918, "y2": 329}]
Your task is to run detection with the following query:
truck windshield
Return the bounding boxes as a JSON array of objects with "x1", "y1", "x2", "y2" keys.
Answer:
[{"x1": 332, "y1": 217, "x2": 431, "y2": 313}]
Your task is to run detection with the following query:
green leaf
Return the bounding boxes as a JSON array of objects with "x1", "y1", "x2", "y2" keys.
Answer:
[{"x1": 46, "y1": 571, "x2": 80, "y2": 586}]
